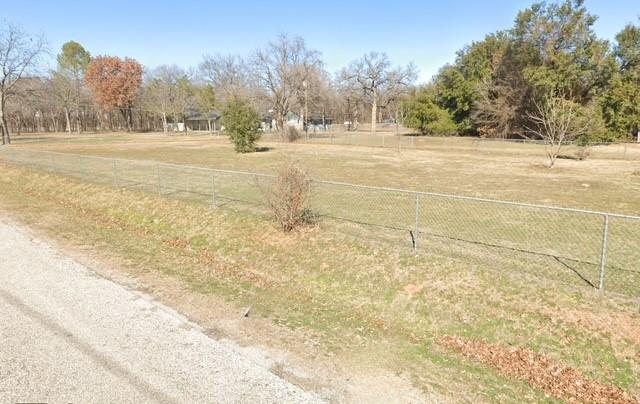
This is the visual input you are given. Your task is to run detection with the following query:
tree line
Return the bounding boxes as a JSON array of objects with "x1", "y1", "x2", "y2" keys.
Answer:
[
  {"x1": 404, "y1": 0, "x2": 640, "y2": 144},
  {"x1": 0, "y1": 26, "x2": 417, "y2": 144},
  {"x1": 1, "y1": 0, "x2": 639, "y2": 146}
]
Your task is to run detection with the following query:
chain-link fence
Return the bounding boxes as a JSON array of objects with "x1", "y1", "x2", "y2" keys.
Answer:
[
  {"x1": 1, "y1": 148, "x2": 639, "y2": 299},
  {"x1": 259, "y1": 130, "x2": 640, "y2": 161},
  {"x1": 10, "y1": 131, "x2": 640, "y2": 161}
]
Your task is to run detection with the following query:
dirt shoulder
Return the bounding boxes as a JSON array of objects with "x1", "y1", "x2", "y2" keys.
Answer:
[
  {"x1": 0, "y1": 210, "x2": 432, "y2": 403},
  {"x1": 0, "y1": 217, "x2": 320, "y2": 403}
]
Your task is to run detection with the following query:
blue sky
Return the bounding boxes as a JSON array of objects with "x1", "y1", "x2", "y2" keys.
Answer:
[{"x1": 1, "y1": 0, "x2": 638, "y2": 82}]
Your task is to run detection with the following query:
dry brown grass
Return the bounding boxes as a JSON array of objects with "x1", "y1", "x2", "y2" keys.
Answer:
[
  {"x1": 4, "y1": 133, "x2": 640, "y2": 402},
  {"x1": 14, "y1": 132, "x2": 640, "y2": 215}
]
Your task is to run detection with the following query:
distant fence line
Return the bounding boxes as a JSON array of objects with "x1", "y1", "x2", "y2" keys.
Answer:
[
  {"x1": 1, "y1": 148, "x2": 639, "y2": 299},
  {"x1": 10, "y1": 131, "x2": 640, "y2": 161},
  {"x1": 260, "y1": 131, "x2": 640, "y2": 160}
]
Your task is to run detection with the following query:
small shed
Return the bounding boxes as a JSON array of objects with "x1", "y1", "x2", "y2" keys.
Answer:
[
  {"x1": 306, "y1": 114, "x2": 333, "y2": 132},
  {"x1": 185, "y1": 112, "x2": 221, "y2": 132}
]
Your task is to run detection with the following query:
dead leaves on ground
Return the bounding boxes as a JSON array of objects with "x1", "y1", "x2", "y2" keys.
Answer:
[{"x1": 438, "y1": 335, "x2": 637, "y2": 403}]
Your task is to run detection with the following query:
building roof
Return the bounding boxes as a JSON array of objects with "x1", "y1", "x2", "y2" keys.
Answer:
[{"x1": 186, "y1": 111, "x2": 221, "y2": 121}]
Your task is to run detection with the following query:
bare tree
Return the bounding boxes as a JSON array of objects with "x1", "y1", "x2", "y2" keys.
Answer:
[
  {"x1": 6, "y1": 77, "x2": 50, "y2": 133},
  {"x1": 50, "y1": 70, "x2": 75, "y2": 134},
  {"x1": 336, "y1": 74, "x2": 364, "y2": 131},
  {"x1": 341, "y1": 52, "x2": 417, "y2": 133},
  {"x1": 0, "y1": 23, "x2": 47, "y2": 144},
  {"x1": 143, "y1": 68, "x2": 175, "y2": 133},
  {"x1": 525, "y1": 94, "x2": 590, "y2": 168},
  {"x1": 143, "y1": 65, "x2": 196, "y2": 133},
  {"x1": 302, "y1": 68, "x2": 336, "y2": 131},
  {"x1": 199, "y1": 54, "x2": 252, "y2": 103},
  {"x1": 252, "y1": 34, "x2": 322, "y2": 139},
  {"x1": 472, "y1": 80, "x2": 523, "y2": 138}
]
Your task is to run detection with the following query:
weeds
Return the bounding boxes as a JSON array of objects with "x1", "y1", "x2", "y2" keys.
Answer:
[{"x1": 265, "y1": 161, "x2": 313, "y2": 232}]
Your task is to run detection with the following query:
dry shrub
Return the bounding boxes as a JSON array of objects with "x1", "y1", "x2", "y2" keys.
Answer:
[
  {"x1": 576, "y1": 146, "x2": 591, "y2": 160},
  {"x1": 557, "y1": 153, "x2": 580, "y2": 160},
  {"x1": 558, "y1": 147, "x2": 590, "y2": 161},
  {"x1": 266, "y1": 162, "x2": 313, "y2": 232},
  {"x1": 285, "y1": 126, "x2": 301, "y2": 142}
]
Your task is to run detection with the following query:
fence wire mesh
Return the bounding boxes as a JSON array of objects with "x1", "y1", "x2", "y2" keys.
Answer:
[
  {"x1": 1, "y1": 148, "x2": 639, "y2": 299},
  {"x1": 258, "y1": 130, "x2": 640, "y2": 161},
  {"x1": 11, "y1": 132, "x2": 640, "y2": 161}
]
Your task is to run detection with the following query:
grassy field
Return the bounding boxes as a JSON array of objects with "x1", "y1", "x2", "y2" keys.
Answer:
[
  {"x1": 1, "y1": 132, "x2": 640, "y2": 401},
  {"x1": 11, "y1": 131, "x2": 640, "y2": 213},
  {"x1": 5, "y1": 133, "x2": 640, "y2": 296}
]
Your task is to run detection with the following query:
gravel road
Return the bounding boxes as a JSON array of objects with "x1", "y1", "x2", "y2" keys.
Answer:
[{"x1": 0, "y1": 219, "x2": 322, "y2": 403}]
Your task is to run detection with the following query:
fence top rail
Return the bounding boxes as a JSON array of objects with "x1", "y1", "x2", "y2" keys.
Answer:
[
  {"x1": 160, "y1": 162, "x2": 276, "y2": 179},
  {"x1": 5, "y1": 148, "x2": 278, "y2": 179},
  {"x1": 2, "y1": 147, "x2": 640, "y2": 222},
  {"x1": 312, "y1": 178, "x2": 640, "y2": 220}
]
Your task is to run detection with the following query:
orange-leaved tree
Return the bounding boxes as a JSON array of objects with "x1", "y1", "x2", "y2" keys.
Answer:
[{"x1": 85, "y1": 56, "x2": 142, "y2": 131}]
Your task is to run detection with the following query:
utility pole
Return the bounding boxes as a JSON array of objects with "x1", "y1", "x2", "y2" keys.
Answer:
[{"x1": 303, "y1": 80, "x2": 309, "y2": 140}]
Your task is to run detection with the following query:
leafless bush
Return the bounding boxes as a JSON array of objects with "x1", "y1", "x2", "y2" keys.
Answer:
[
  {"x1": 524, "y1": 94, "x2": 590, "y2": 168},
  {"x1": 557, "y1": 153, "x2": 580, "y2": 160},
  {"x1": 285, "y1": 126, "x2": 301, "y2": 142},
  {"x1": 266, "y1": 162, "x2": 313, "y2": 231},
  {"x1": 575, "y1": 146, "x2": 590, "y2": 160}
]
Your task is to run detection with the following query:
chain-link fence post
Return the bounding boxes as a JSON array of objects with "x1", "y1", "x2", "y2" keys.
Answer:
[
  {"x1": 414, "y1": 193, "x2": 420, "y2": 252},
  {"x1": 49, "y1": 152, "x2": 55, "y2": 174},
  {"x1": 210, "y1": 171, "x2": 216, "y2": 208},
  {"x1": 599, "y1": 213, "x2": 610, "y2": 291},
  {"x1": 78, "y1": 155, "x2": 84, "y2": 178},
  {"x1": 186, "y1": 168, "x2": 191, "y2": 195},
  {"x1": 156, "y1": 163, "x2": 162, "y2": 194},
  {"x1": 112, "y1": 159, "x2": 118, "y2": 187}
]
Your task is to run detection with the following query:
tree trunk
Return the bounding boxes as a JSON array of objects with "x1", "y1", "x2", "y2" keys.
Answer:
[
  {"x1": 75, "y1": 80, "x2": 82, "y2": 134},
  {"x1": 76, "y1": 108, "x2": 82, "y2": 134},
  {"x1": 162, "y1": 112, "x2": 168, "y2": 134},
  {"x1": 121, "y1": 108, "x2": 132, "y2": 132},
  {"x1": 547, "y1": 143, "x2": 559, "y2": 168},
  {"x1": 371, "y1": 90, "x2": 377, "y2": 134},
  {"x1": 183, "y1": 112, "x2": 187, "y2": 134},
  {"x1": 277, "y1": 111, "x2": 286, "y2": 140},
  {"x1": 0, "y1": 94, "x2": 6, "y2": 144},
  {"x1": 0, "y1": 115, "x2": 10, "y2": 145},
  {"x1": 64, "y1": 107, "x2": 72, "y2": 135}
]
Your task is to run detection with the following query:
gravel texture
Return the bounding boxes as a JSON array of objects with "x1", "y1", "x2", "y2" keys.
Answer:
[{"x1": 0, "y1": 219, "x2": 322, "y2": 403}]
